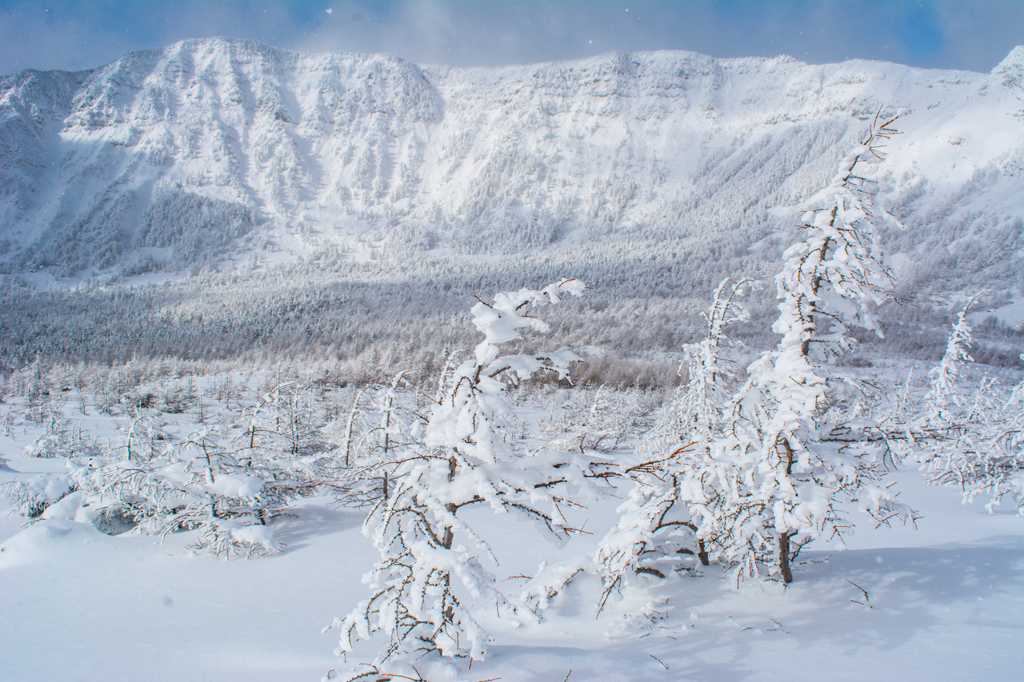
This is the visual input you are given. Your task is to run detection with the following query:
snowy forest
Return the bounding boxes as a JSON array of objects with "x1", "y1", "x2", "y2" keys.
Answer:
[{"x1": 1, "y1": 38, "x2": 1022, "y2": 682}]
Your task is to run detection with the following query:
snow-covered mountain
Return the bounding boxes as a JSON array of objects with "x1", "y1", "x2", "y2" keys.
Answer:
[{"x1": 0, "y1": 39, "x2": 1021, "y2": 366}]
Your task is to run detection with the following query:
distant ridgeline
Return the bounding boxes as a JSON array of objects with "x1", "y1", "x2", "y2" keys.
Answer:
[{"x1": 1, "y1": 39, "x2": 1021, "y2": 375}]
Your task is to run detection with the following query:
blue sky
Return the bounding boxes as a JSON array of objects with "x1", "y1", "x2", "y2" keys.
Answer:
[{"x1": 0, "y1": 1, "x2": 1021, "y2": 77}]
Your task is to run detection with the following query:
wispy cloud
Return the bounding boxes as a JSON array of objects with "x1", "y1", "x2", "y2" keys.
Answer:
[{"x1": 0, "y1": 1, "x2": 1020, "y2": 77}]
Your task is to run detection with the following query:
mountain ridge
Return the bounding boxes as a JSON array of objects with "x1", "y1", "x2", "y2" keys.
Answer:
[
  {"x1": 0, "y1": 39, "x2": 1021, "y2": 368},
  {"x1": 1, "y1": 39, "x2": 1020, "y2": 275}
]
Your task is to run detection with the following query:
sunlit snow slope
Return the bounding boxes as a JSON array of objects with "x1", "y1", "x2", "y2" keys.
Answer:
[{"x1": 0, "y1": 39, "x2": 1019, "y2": 281}]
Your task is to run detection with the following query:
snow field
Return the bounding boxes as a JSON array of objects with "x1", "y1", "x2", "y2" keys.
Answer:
[{"x1": 0, "y1": 375, "x2": 1021, "y2": 681}]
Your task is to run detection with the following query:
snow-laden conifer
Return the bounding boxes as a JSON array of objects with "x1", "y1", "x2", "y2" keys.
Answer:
[
  {"x1": 712, "y1": 117, "x2": 911, "y2": 584},
  {"x1": 328, "y1": 279, "x2": 589, "y2": 664},
  {"x1": 594, "y1": 278, "x2": 752, "y2": 608},
  {"x1": 923, "y1": 303, "x2": 976, "y2": 423}
]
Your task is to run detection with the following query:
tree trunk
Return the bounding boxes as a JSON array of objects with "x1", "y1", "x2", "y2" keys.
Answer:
[
  {"x1": 697, "y1": 539, "x2": 710, "y2": 566},
  {"x1": 778, "y1": 531, "x2": 793, "y2": 584},
  {"x1": 442, "y1": 455, "x2": 457, "y2": 549},
  {"x1": 777, "y1": 436, "x2": 795, "y2": 582}
]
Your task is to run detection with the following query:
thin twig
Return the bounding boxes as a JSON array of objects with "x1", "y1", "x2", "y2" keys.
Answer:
[
  {"x1": 845, "y1": 578, "x2": 871, "y2": 607},
  {"x1": 649, "y1": 654, "x2": 669, "y2": 670}
]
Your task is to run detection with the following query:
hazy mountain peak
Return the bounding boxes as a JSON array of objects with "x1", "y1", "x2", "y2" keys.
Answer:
[{"x1": 992, "y1": 45, "x2": 1023, "y2": 86}]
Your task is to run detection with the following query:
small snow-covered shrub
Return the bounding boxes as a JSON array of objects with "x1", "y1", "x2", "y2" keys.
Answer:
[
  {"x1": 77, "y1": 423, "x2": 303, "y2": 555},
  {"x1": 2, "y1": 474, "x2": 77, "y2": 519},
  {"x1": 21, "y1": 412, "x2": 98, "y2": 460},
  {"x1": 7, "y1": 388, "x2": 330, "y2": 554},
  {"x1": 913, "y1": 306, "x2": 1024, "y2": 513}
]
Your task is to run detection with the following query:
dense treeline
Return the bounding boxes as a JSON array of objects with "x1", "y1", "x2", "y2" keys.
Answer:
[{"x1": 1, "y1": 248, "x2": 1020, "y2": 383}]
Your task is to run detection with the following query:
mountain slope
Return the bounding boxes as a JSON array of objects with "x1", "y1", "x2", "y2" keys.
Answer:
[{"x1": 0, "y1": 40, "x2": 1021, "y2": 367}]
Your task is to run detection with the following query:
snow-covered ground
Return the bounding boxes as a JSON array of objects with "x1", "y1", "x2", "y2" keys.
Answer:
[{"x1": 1, "y1": 389, "x2": 1020, "y2": 682}]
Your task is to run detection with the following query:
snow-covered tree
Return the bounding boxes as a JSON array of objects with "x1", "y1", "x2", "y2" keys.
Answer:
[
  {"x1": 922, "y1": 302, "x2": 976, "y2": 425},
  {"x1": 325, "y1": 373, "x2": 423, "y2": 508},
  {"x1": 982, "y1": 367, "x2": 1024, "y2": 512},
  {"x1": 710, "y1": 117, "x2": 911, "y2": 584},
  {"x1": 915, "y1": 307, "x2": 1024, "y2": 513},
  {"x1": 236, "y1": 382, "x2": 329, "y2": 460},
  {"x1": 594, "y1": 278, "x2": 752, "y2": 607},
  {"x1": 328, "y1": 279, "x2": 589, "y2": 664},
  {"x1": 541, "y1": 384, "x2": 648, "y2": 455}
]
